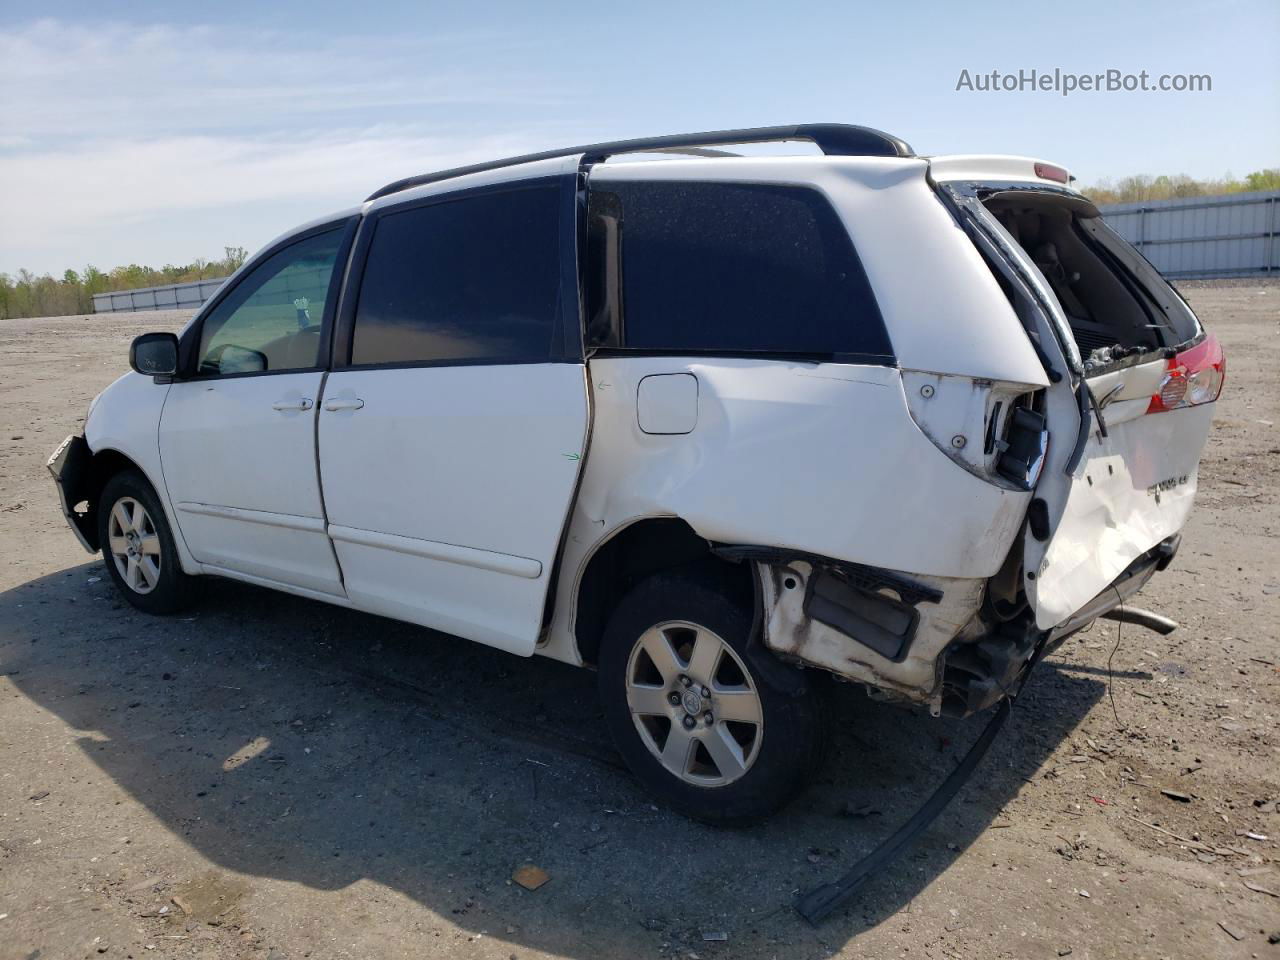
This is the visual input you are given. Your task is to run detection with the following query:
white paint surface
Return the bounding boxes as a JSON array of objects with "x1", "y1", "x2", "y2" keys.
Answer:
[
  {"x1": 84, "y1": 372, "x2": 196, "y2": 573},
  {"x1": 637, "y1": 373, "x2": 699, "y2": 434},
  {"x1": 158, "y1": 372, "x2": 345, "y2": 595},
  {"x1": 316, "y1": 363, "x2": 588, "y2": 655}
]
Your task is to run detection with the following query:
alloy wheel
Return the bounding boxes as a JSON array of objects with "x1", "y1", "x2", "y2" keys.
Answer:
[
  {"x1": 107, "y1": 496, "x2": 162, "y2": 594},
  {"x1": 624, "y1": 620, "x2": 764, "y2": 786}
]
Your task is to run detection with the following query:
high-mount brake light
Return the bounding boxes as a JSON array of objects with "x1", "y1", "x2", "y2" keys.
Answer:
[
  {"x1": 1147, "y1": 333, "x2": 1225, "y2": 414},
  {"x1": 1034, "y1": 162, "x2": 1069, "y2": 183}
]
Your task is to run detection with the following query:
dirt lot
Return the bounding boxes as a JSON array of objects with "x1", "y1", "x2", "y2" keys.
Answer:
[{"x1": 0, "y1": 284, "x2": 1276, "y2": 960}]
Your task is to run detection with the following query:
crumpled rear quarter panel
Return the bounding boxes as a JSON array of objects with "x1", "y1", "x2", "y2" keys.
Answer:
[
  {"x1": 541, "y1": 357, "x2": 1033, "y2": 689},
  {"x1": 580, "y1": 358, "x2": 1028, "y2": 577}
]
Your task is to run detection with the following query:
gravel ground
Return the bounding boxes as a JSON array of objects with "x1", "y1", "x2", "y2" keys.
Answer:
[{"x1": 0, "y1": 284, "x2": 1277, "y2": 960}]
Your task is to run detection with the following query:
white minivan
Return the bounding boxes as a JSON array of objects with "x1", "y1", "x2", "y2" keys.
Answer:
[{"x1": 50, "y1": 125, "x2": 1222, "y2": 822}]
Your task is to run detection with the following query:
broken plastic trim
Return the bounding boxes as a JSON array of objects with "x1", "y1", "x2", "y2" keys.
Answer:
[
  {"x1": 994, "y1": 406, "x2": 1049, "y2": 490},
  {"x1": 1064, "y1": 380, "x2": 1093, "y2": 475},
  {"x1": 796, "y1": 697, "x2": 1013, "y2": 925},
  {"x1": 744, "y1": 566, "x2": 810, "y2": 698},
  {"x1": 47, "y1": 433, "x2": 96, "y2": 552},
  {"x1": 798, "y1": 610, "x2": 1068, "y2": 923},
  {"x1": 712, "y1": 544, "x2": 943, "y2": 607},
  {"x1": 977, "y1": 184, "x2": 1100, "y2": 219},
  {"x1": 806, "y1": 567, "x2": 921, "y2": 663}
]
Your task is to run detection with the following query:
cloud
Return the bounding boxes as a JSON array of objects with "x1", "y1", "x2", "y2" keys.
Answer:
[
  {"x1": 1, "y1": 128, "x2": 540, "y2": 228},
  {"x1": 0, "y1": 19, "x2": 560, "y2": 139},
  {"x1": 0, "y1": 127, "x2": 555, "y2": 272},
  {"x1": 0, "y1": 18, "x2": 569, "y2": 273}
]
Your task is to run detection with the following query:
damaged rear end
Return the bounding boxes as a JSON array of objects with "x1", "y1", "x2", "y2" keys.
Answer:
[{"x1": 928, "y1": 156, "x2": 1222, "y2": 714}]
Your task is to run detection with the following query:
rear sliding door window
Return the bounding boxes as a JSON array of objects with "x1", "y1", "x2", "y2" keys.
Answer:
[
  {"x1": 586, "y1": 180, "x2": 891, "y2": 361},
  {"x1": 351, "y1": 185, "x2": 562, "y2": 365}
]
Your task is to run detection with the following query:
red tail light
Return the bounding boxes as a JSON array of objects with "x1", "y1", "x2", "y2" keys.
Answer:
[{"x1": 1147, "y1": 333, "x2": 1225, "y2": 414}]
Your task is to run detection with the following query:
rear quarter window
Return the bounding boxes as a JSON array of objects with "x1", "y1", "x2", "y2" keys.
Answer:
[{"x1": 586, "y1": 180, "x2": 892, "y2": 361}]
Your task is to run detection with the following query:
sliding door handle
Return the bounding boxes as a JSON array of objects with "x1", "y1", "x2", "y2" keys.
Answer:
[
  {"x1": 271, "y1": 398, "x2": 314, "y2": 411},
  {"x1": 323, "y1": 397, "x2": 365, "y2": 412}
]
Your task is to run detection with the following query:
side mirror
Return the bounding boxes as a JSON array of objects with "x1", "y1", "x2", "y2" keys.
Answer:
[
  {"x1": 204, "y1": 344, "x2": 267, "y2": 375},
  {"x1": 130, "y1": 332, "x2": 179, "y2": 378}
]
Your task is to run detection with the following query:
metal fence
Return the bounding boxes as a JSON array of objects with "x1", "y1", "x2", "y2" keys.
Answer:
[
  {"x1": 1099, "y1": 190, "x2": 1280, "y2": 279},
  {"x1": 91, "y1": 277, "x2": 226, "y2": 314}
]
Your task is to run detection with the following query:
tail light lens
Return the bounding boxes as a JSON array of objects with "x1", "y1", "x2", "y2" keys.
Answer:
[{"x1": 1148, "y1": 334, "x2": 1225, "y2": 414}]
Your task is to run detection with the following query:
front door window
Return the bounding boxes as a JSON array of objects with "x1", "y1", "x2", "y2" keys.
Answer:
[{"x1": 196, "y1": 229, "x2": 344, "y2": 375}]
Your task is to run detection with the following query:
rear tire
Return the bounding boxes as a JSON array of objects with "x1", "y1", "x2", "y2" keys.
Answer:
[
  {"x1": 597, "y1": 571, "x2": 825, "y2": 824},
  {"x1": 97, "y1": 469, "x2": 198, "y2": 615}
]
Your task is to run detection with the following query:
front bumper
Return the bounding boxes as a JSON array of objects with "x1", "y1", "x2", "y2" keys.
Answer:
[{"x1": 47, "y1": 434, "x2": 96, "y2": 553}]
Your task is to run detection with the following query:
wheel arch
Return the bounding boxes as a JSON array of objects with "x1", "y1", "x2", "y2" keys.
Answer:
[
  {"x1": 572, "y1": 516, "x2": 754, "y2": 667},
  {"x1": 64, "y1": 447, "x2": 146, "y2": 551},
  {"x1": 79, "y1": 447, "x2": 196, "y2": 574}
]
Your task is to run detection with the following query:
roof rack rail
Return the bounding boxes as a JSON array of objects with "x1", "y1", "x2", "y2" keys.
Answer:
[{"x1": 365, "y1": 123, "x2": 914, "y2": 202}]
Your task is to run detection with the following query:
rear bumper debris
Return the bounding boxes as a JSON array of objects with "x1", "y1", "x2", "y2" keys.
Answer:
[
  {"x1": 1100, "y1": 606, "x2": 1178, "y2": 635},
  {"x1": 942, "y1": 535, "x2": 1180, "y2": 716},
  {"x1": 1044, "y1": 535, "x2": 1179, "y2": 641},
  {"x1": 739, "y1": 548, "x2": 985, "y2": 710},
  {"x1": 797, "y1": 695, "x2": 1015, "y2": 925},
  {"x1": 742, "y1": 534, "x2": 1181, "y2": 719}
]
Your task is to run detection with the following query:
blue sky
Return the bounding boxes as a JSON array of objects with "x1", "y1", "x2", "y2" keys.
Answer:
[{"x1": 1, "y1": 0, "x2": 1277, "y2": 275}]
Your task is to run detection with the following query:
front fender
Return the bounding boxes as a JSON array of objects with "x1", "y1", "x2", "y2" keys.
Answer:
[{"x1": 84, "y1": 373, "x2": 199, "y2": 574}]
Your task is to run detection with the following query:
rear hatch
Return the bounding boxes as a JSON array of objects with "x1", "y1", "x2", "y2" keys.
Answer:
[{"x1": 933, "y1": 162, "x2": 1224, "y2": 628}]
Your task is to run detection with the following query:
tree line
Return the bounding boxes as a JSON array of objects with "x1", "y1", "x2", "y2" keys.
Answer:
[
  {"x1": 1080, "y1": 167, "x2": 1279, "y2": 205},
  {"x1": 0, "y1": 246, "x2": 248, "y2": 320}
]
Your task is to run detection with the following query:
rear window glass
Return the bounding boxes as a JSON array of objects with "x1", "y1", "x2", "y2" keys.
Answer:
[
  {"x1": 352, "y1": 185, "x2": 562, "y2": 366},
  {"x1": 587, "y1": 180, "x2": 891, "y2": 360}
]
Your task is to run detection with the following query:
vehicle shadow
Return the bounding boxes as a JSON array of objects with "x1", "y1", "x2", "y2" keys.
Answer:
[{"x1": 0, "y1": 563, "x2": 1104, "y2": 958}]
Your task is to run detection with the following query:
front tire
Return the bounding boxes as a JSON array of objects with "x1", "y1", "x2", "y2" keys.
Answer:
[
  {"x1": 597, "y1": 571, "x2": 825, "y2": 824},
  {"x1": 97, "y1": 470, "x2": 197, "y2": 615}
]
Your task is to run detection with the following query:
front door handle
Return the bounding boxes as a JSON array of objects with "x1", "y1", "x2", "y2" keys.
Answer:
[
  {"x1": 272, "y1": 398, "x2": 314, "y2": 411},
  {"x1": 323, "y1": 397, "x2": 365, "y2": 412}
]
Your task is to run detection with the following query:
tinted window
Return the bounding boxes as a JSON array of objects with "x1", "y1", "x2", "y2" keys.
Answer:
[
  {"x1": 589, "y1": 181, "x2": 891, "y2": 359},
  {"x1": 352, "y1": 185, "x2": 562, "y2": 365},
  {"x1": 197, "y1": 228, "x2": 343, "y2": 375}
]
